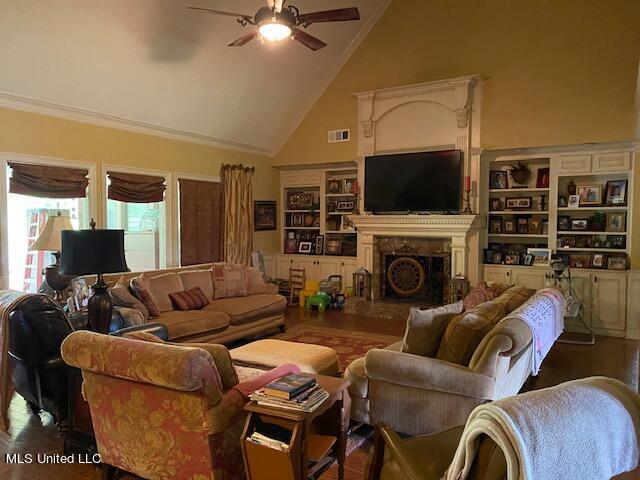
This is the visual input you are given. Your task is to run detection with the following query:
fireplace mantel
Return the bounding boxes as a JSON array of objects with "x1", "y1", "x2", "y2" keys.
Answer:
[{"x1": 350, "y1": 214, "x2": 484, "y2": 290}]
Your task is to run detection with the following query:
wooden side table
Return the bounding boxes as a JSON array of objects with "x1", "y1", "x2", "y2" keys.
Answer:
[{"x1": 240, "y1": 375, "x2": 351, "y2": 480}]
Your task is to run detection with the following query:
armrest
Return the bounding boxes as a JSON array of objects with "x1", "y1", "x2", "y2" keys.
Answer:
[
  {"x1": 179, "y1": 342, "x2": 238, "y2": 390},
  {"x1": 364, "y1": 349, "x2": 495, "y2": 399},
  {"x1": 110, "y1": 322, "x2": 169, "y2": 340}
]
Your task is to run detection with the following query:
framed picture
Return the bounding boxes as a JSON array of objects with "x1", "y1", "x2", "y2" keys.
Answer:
[
  {"x1": 505, "y1": 254, "x2": 520, "y2": 265},
  {"x1": 489, "y1": 219, "x2": 502, "y2": 234},
  {"x1": 575, "y1": 236, "x2": 591, "y2": 248},
  {"x1": 489, "y1": 171, "x2": 508, "y2": 190},
  {"x1": 340, "y1": 216, "x2": 355, "y2": 231},
  {"x1": 343, "y1": 178, "x2": 357, "y2": 195},
  {"x1": 560, "y1": 236, "x2": 576, "y2": 248},
  {"x1": 523, "y1": 253, "x2": 534, "y2": 266},
  {"x1": 528, "y1": 248, "x2": 551, "y2": 266},
  {"x1": 571, "y1": 218, "x2": 588, "y2": 231},
  {"x1": 327, "y1": 179, "x2": 342, "y2": 194},
  {"x1": 71, "y1": 277, "x2": 91, "y2": 310},
  {"x1": 577, "y1": 185, "x2": 602, "y2": 206},
  {"x1": 591, "y1": 253, "x2": 606, "y2": 269},
  {"x1": 489, "y1": 198, "x2": 503, "y2": 211},
  {"x1": 503, "y1": 219, "x2": 516, "y2": 234},
  {"x1": 517, "y1": 218, "x2": 529, "y2": 234},
  {"x1": 541, "y1": 220, "x2": 549, "y2": 235},
  {"x1": 557, "y1": 216, "x2": 570, "y2": 231},
  {"x1": 290, "y1": 213, "x2": 304, "y2": 227},
  {"x1": 492, "y1": 251, "x2": 503, "y2": 264},
  {"x1": 484, "y1": 249, "x2": 495, "y2": 264},
  {"x1": 558, "y1": 196, "x2": 568, "y2": 208},
  {"x1": 607, "y1": 254, "x2": 628, "y2": 270},
  {"x1": 298, "y1": 241, "x2": 313, "y2": 254},
  {"x1": 505, "y1": 197, "x2": 532, "y2": 209},
  {"x1": 315, "y1": 235, "x2": 324, "y2": 255},
  {"x1": 605, "y1": 180, "x2": 627, "y2": 206},
  {"x1": 528, "y1": 217, "x2": 542, "y2": 234},
  {"x1": 567, "y1": 195, "x2": 580, "y2": 208},
  {"x1": 284, "y1": 238, "x2": 298, "y2": 254},
  {"x1": 254, "y1": 201, "x2": 277, "y2": 231},
  {"x1": 536, "y1": 167, "x2": 550, "y2": 188},
  {"x1": 569, "y1": 254, "x2": 590, "y2": 269},
  {"x1": 610, "y1": 235, "x2": 626, "y2": 249},
  {"x1": 606, "y1": 212, "x2": 626, "y2": 232},
  {"x1": 325, "y1": 239, "x2": 343, "y2": 256},
  {"x1": 336, "y1": 200, "x2": 355, "y2": 211}
]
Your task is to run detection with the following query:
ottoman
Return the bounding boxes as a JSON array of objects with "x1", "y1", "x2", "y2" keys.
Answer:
[{"x1": 230, "y1": 339, "x2": 340, "y2": 376}]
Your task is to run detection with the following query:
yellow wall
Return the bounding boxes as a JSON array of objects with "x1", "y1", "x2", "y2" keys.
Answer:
[
  {"x1": 274, "y1": 0, "x2": 640, "y2": 166},
  {"x1": 0, "y1": 106, "x2": 280, "y2": 254}
]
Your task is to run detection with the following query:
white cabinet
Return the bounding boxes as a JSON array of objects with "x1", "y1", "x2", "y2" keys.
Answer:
[
  {"x1": 482, "y1": 265, "x2": 549, "y2": 288},
  {"x1": 564, "y1": 270, "x2": 592, "y2": 330},
  {"x1": 281, "y1": 169, "x2": 323, "y2": 187},
  {"x1": 276, "y1": 254, "x2": 356, "y2": 286},
  {"x1": 340, "y1": 258, "x2": 357, "y2": 288},
  {"x1": 317, "y1": 257, "x2": 342, "y2": 280},
  {"x1": 591, "y1": 271, "x2": 627, "y2": 332},
  {"x1": 553, "y1": 151, "x2": 631, "y2": 175},
  {"x1": 592, "y1": 152, "x2": 631, "y2": 172},
  {"x1": 554, "y1": 154, "x2": 591, "y2": 174},
  {"x1": 483, "y1": 265, "x2": 509, "y2": 284}
]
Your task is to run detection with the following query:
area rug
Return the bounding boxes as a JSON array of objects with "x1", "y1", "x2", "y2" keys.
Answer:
[{"x1": 275, "y1": 324, "x2": 400, "y2": 372}]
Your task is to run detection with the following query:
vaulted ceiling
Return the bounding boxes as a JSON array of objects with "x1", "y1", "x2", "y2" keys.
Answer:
[{"x1": 0, "y1": 0, "x2": 388, "y2": 154}]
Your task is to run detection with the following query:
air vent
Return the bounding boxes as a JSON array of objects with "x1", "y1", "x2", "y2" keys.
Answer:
[{"x1": 328, "y1": 129, "x2": 350, "y2": 143}]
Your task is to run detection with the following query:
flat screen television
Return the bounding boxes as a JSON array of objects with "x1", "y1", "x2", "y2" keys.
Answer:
[{"x1": 364, "y1": 150, "x2": 463, "y2": 213}]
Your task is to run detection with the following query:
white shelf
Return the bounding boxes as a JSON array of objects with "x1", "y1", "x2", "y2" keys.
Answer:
[
  {"x1": 557, "y1": 206, "x2": 627, "y2": 211},
  {"x1": 490, "y1": 157, "x2": 550, "y2": 164},
  {"x1": 489, "y1": 211, "x2": 549, "y2": 215},
  {"x1": 488, "y1": 234, "x2": 548, "y2": 238},
  {"x1": 489, "y1": 188, "x2": 549, "y2": 193},
  {"x1": 284, "y1": 227, "x2": 320, "y2": 230},
  {"x1": 284, "y1": 209, "x2": 314, "y2": 213},
  {"x1": 557, "y1": 231, "x2": 627, "y2": 236},
  {"x1": 558, "y1": 247, "x2": 627, "y2": 253},
  {"x1": 325, "y1": 230, "x2": 357, "y2": 234},
  {"x1": 326, "y1": 193, "x2": 356, "y2": 197},
  {"x1": 327, "y1": 212, "x2": 354, "y2": 216}
]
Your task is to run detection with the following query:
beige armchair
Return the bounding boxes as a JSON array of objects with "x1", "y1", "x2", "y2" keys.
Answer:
[{"x1": 345, "y1": 287, "x2": 540, "y2": 436}]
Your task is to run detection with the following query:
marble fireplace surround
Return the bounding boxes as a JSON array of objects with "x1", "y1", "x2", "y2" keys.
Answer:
[{"x1": 350, "y1": 214, "x2": 483, "y2": 299}]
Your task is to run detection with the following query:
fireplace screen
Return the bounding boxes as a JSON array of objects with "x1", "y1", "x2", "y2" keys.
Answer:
[{"x1": 382, "y1": 254, "x2": 446, "y2": 304}]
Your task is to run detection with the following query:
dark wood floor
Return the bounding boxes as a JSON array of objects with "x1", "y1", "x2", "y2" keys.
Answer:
[{"x1": 1, "y1": 307, "x2": 639, "y2": 480}]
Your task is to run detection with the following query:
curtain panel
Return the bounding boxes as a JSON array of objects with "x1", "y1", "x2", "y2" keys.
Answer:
[
  {"x1": 107, "y1": 171, "x2": 166, "y2": 203},
  {"x1": 220, "y1": 164, "x2": 254, "y2": 265},
  {"x1": 8, "y1": 163, "x2": 89, "y2": 198},
  {"x1": 178, "y1": 178, "x2": 223, "y2": 266}
]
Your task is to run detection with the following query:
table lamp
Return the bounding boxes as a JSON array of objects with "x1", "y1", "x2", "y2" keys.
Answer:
[
  {"x1": 59, "y1": 220, "x2": 129, "y2": 333},
  {"x1": 29, "y1": 211, "x2": 75, "y2": 303}
]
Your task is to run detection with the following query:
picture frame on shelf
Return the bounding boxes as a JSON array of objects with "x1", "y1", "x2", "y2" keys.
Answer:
[
  {"x1": 536, "y1": 167, "x2": 550, "y2": 188},
  {"x1": 489, "y1": 198, "x2": 503, "y2": 211},
  {"x1": 560, "y1": 236, "x2": 576, "y2": 248},
  {"x1": 606, "y1": 212, "x2": 626, "y2": 232},
  {"x1": 528, "y1": 248, "x2": 551, "y2": 266},
  {"x1": 541, "y1": 220, "x2": 549, "y2": 235},
  {"x1": 558, "y1": 196, "x2": 568, "y2": 208},
  {"x1": 569, "y1": 254, "x2": 590, "y2": 269},
  {"x1": 592, "y1": 235, "x2": 607, "y2": 248},
  {"x1": 505, "y1": 254, "x2": 520, "y2": 265},
  {"x1": 570, "y1": 218, "x2": 588, "y2": 231},
  {"x1": 604, "y1": 180, "x2": 627, "y2": 206},
  {"x1": 567, "y1": 195, "x2": 580, "y2": 208},
  {"x1": 522, "y1": 253, "x2": 534, "y2": 266},
  {"x1": 503, "y1": 219, "x2": 516, "y2": 234},
  {"x1": 341, "y1": 216, "x2": 355, "y2": 231},
  {"x1": 291, "y1": 213, "x2": 304, "y2": 227},
  {"x1": 492, "y1": 251, "x2": 503, "y2": 264},
  {"x1": 287, "y1": 231, "x2": 295, "y2": 239},
  {"x1": 325, "y1": 239, "x2": 343, "y2": 256},
  {"x1": 484, "y1": 249, "x2": 495, "y2": 264},
  {"x1": 505, "y1": 197, "x2": 532, "y2": 209},
  {"x1": 517, "y1": 218, "x2": 529, "y2": 234},
  {"x1": 577, "y1": 185, "x2": 602, "y2": 206},
  {"x1": 489, "y1": 219, "x2": 502, "y2": 234},
  {"x1": 284, "y1": 238, "x2": 298, "y2": 254},
  {"x1": 343, "y1": 178, "x2": 357, "y2": 194},
  {"x1": 610, "y1": 235, "x2": 626, "y2": 249},
  {"x1": 575, "y1": 236, "x2": 592, "y2": 248},
  {"x1": 607, "y1": 254, "x2": 628, "y2": 270},
  {"x1": 298, "y1": 241, "x2": 313, "y2": 254},
  {"x1": 489, "y1": 171, "x2": 508, "y2": 190},
  {"x1": 336, "y1": 200, "x2": 356, "y2": 211},
  {"x1": 528, "y1": 217, "x2": 542, "y2": 234},
  {"x1": 315, "y1": 235, "x2": 324, "y2": 255},
  {"x1": 557, "y1": 216, "x2": 570, "y2": 231},
  {"x1": 591, "y1": 253, "x2": 606, "y2": 269},
  {"x1": 327, "y1": 179, "x2": 342, "y2": 194}
]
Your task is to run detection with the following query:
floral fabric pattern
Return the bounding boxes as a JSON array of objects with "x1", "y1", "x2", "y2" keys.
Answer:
[
  {"x1": 211, "y1": 263, "x2": 248, "y2": 299},
  {"x1": 463, "y1": 282, "x2": 499, "y2": 311}
]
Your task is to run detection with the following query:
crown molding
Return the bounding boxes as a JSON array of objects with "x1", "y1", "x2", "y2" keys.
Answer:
[
  {"x1": 270, "y1": 0, "x2": 393, "y2": 156},
  {"x1": 0, "y1": 91, "x2": 271, "y2": 156}
]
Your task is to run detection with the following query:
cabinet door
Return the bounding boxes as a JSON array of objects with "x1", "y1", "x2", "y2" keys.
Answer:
[
  {"x1": 552, "y1": 154, "x2": 591, "y2": 174},
  {"x1": 292, "y1": 257, "x2": 318, "y2": 282},
  {"x1": 262, "y1": 254, "x2": 276, "y2": 279},
  {"x1": 591, "y1": 272, "x2": 627, "y2": 332},
  {"x1": 281, "y1": 170, "x2": 322, "y2": 187},
  {"x1": 276, "y1": 255, "x2": 295, "y2": 279},
  {"x1": 340, "y1": 259, "x2": 357, "y2": 288},
  {"x1": 483, "y1": 266, "x2": 509, "y2": 285},
  {"x1": 592, "y1": 152, "x2": 630, "y2": 172},
  {"x1": 510, "y1": 268, "x2": 550, "y2": 290},
  {"x1": 316, "y1": 257, "x2": 342, "y2": 282}
]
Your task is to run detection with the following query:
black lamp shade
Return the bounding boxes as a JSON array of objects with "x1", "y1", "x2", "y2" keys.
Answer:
[{"x1": 59, "y1": 229, "x2": 129, "y2": 275}]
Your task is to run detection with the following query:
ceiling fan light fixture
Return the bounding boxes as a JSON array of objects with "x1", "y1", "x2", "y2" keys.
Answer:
[{"x1": 258, "y1": 20, "x2": 292, "y2": 42}]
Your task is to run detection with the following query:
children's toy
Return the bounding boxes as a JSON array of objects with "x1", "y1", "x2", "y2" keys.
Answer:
[
  {"x1": 298, "y1": 280, "x2": 319, "y2": 308},
  {"x1": 305, "y1": 291, "x2": 331, "y2": 312}
]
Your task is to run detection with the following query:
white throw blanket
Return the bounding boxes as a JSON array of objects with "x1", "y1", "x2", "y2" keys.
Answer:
[
  {"x1": 506, "y1": 288, "x2": 565, "y2": 375},
  {"x1": 445, "y1": 377, "x2": 640, "y2": 480}
]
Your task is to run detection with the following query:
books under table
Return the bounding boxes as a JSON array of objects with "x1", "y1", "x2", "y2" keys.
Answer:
[{"x1": 250, "y1": 385, "x2": 330, "y2": 413}]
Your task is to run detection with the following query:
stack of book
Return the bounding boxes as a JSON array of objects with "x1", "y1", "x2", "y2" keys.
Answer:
[{"x1": 250, "y1": 373, "x2": 329, "y2": 413}]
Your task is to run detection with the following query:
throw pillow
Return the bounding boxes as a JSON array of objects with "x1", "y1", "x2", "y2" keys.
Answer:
[
  {"x1": 463, "y1": 282, "x2": 499, "y2": 311},
  {"x1": 130, "y1": 275, "x2": 161, "y2": 318},
  {"x1": 169, "y1": 287, "x2": 210, "y2": 311},
  {"x1": 501, "y1": 285, "x2": 537, "y2": 314},
  {"x1": 401, "y1": 301, "x2": 463, "y2": 356},
  {"x1": 245, "y1": 266, "x2": 269, "y2": 295},
  {"x1": 211, "y1": 263, "x2": 249, "y2": 299},
  {"x1": 110, "y1": 277, "x2": 150, "y2": 319},
  {"x1": 147, "y1": 273, "x2": 185, "y2": 313},
  {"x1": 179, "y1": 269, "x2": 214, "y2": 301}
]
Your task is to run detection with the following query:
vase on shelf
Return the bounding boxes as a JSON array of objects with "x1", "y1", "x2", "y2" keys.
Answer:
[{"x1": 567, "y1": 179, "x2": 576, "y2": 195}]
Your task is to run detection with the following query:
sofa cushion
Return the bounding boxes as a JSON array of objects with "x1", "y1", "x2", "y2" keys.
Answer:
[
  {"x1": 402, "y1": 301, "x2": 463, "y2": 356},
  {"x1": 206, "y1": 294, "x2": 286, "y2": 325},
  {"x1": 111, "y1": 277, "x2": 149, "y2": 319},
  {"x1": 211, "y1": 263, "x2": 248, "y2": 299},
  {"x1": 148, "y1": 273, "x2": 185, "y2": 313},
  {"x1": 502, "y1": 285, "x2": 537, "y2": 314},
  {"x1": 463, "y1": 282, "x2": 501, "y2": 311},
  {"x1": 179, "y1": 270, "x2": 215, "y2": 301},
  {"x1": 245, "y1": 266, "x2": 270, "y2": 295},
  {"x1": 436, "y1": 299, "x2": 507, "y2": 366},
  {"x1": 130, "y1": 275, "x2": 161, "y2": 318},
  {"x1": 160, "y1": 309, "x2": 230, "y2": 341},
  {"x1": 169, "y1": 287, "x2": 210, "y2": 311}
]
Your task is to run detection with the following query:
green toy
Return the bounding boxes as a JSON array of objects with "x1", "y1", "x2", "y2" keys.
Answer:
[{"x1": 305, "y1": 292, "x2": 331, "y2": 312}]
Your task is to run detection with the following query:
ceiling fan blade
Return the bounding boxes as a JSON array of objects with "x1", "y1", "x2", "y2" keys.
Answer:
[
  {"x1": 228, "y1": 32, "x2": 258, "y2": 47},
  {"x1": 292, "y1": 29, "x2": 327, "y2": 51},
  {"x1": 188, "y1": 6, "x2": 253, "y2": 21},
  {"x1": 297, "y1": 7, "x2": 360, "y2": 25}
]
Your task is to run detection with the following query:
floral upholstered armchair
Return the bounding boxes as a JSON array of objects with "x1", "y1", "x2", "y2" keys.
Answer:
[{"x1": 61, "y1": 330, "x2": 248, "y2": 480}]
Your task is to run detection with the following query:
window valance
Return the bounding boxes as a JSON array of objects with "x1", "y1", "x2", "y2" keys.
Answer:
[
  {"x1": 8, "y1": 163, "x2": 89, "y2": 198},
  {"x1": 107, "y1": 171, "x2": 166, "y2": 203}
]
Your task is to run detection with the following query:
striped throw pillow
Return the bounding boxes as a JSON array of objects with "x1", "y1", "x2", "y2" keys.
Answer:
[{"x1": 169, "y1": 287, "x2": 210, "y2": 311}]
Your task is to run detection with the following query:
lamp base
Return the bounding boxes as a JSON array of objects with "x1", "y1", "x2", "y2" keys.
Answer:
[
  {"x1": 44, "y1": 252, "x2": 73, "y2": 305},
  {"x1": 88, "y1": 274, "x2": 113, "y2": 334}
]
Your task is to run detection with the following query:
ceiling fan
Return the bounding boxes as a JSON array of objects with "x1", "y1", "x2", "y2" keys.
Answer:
[{"x1": 188, "y1": 0, "x2": 360, "y2": 51}]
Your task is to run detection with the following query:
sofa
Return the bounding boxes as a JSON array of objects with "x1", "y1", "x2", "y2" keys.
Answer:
[
  {"x1": 345, "y1": 285, "x2": 555, "y2": 436},
  {"x1": 81, "y1": 263, "x2": 287, "y2": 345}
]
